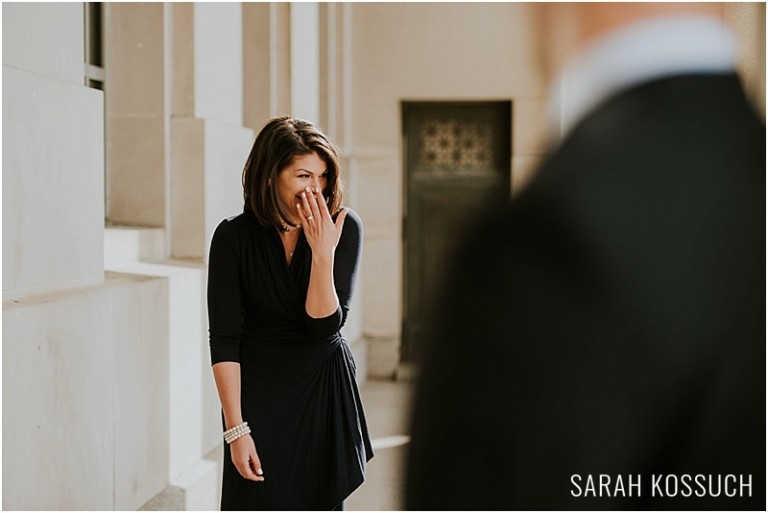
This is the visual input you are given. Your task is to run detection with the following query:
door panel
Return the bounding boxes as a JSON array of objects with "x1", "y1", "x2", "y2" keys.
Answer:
[{"x1": 402, "y1": 101, "x2": 512, "y2": 362}]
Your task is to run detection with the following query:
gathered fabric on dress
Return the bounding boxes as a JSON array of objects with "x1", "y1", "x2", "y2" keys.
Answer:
[{"x1": 208, "y1": 208, "x2": 373, "y2": 511}]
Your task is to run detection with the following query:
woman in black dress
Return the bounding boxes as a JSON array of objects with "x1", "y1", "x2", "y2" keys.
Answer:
[{"x1": 207, "y1": 116, "x2": 373, "y2": 510}]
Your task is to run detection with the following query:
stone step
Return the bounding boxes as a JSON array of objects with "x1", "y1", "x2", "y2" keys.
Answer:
[{"x1": 104, "y1": 226, "x2": 166, "y2": 268}]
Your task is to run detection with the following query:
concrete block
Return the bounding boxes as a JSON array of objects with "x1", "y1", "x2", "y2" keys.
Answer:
[
  {"x1": 104, "y1": 3, "x2": 165, "y2": 116},
  {"x1": 194, "y1": 3, "x2": 243, "y2": 126},
  {"x1": 174, "y1": 458, "x2": 220, "y2": 511},
  {"x1": 119, "y1": 262, "x2": 207, "y2": 481},
  {"x1": 2, "y1": 3, "x2": 84, "y2": 85},
  {"x1": 109, "y1": 272, "x2": 171, "y2": 510},
  {"x1": 171, "y1": 117, "x2": 206, "y2": 259},
  {"x1": 106, "y1": 115, "x2": 167, "y2": 227},
  {"x1": 3, "y1": 286, "x2": 116, "y2": 509},
  {"x1": 2, "y1": 66, "x2": 104, "y2": 300},
  {"x1": 104, "y1": 226, "x2": 166, "y2": 268},
  {"x1": 172, "y1": 118, "x2": 253, "y2": 260},
  {"x1": 171, "y1": 3, "x2": 195, "y2": 117},
  {"x1": 291, "y1": 2, "x2": 320, "y2": 122},
  {"x1": 103, "y1": 3, "x2": 167, "y2": 227},
  {"x1": 242, "y1": 3, "x2": 272, "y2": 130}
]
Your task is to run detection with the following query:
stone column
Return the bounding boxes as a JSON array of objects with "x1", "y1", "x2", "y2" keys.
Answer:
[
  {"x1": 243, "y1": 2, "x2": 292, "y2": 130},
  {"x1": 105, "y1": 3, "x2": 167, "y2": 228},
  {"x1": 171, "y1": 3, "x2": 254, "y2": 262}
]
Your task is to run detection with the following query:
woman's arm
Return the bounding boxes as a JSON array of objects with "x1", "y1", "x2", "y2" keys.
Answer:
[{"x1": 207, "y1": 220, "x2": 263, "y2": 482}]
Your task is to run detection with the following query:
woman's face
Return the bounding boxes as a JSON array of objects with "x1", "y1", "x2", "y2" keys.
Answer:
[{"x1": 276, "y1": 152, "x2": 329, "y2": 225}]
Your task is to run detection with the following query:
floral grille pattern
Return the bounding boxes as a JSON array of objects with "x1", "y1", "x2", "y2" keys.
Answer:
[{"x1": 418, "y1": 118, "x2": 493, "y2": 170}]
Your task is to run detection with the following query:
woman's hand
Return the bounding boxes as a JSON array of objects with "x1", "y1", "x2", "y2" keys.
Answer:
[
  {"x1": 297, "y1": 186, "x2": 347, "y2": 260},
  {"x1": 230, "y1": 435, "x2": 265, "y2": 482}
]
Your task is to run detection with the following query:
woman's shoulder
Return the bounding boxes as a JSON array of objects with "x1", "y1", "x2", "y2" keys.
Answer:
[
  {"x1": 217, "y1": 211, "x2": 250, "y2": 230},
  {"x1": 212, "y1": 211, "x2": 257, "y2": 243}
]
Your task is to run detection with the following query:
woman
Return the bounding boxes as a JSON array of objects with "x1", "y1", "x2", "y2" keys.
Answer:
[{"x1": 207, "y1": 116, "x2": 373, "y2": 510}]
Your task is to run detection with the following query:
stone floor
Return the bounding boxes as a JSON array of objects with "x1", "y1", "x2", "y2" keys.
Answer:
[{"x1": 346, "y1": 379, "x2": 414, "y2": 511}]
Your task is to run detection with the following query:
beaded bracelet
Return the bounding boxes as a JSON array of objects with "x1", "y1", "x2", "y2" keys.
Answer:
[{"x1": 223, "y1": 422, "x2": 251, "y2": 444}]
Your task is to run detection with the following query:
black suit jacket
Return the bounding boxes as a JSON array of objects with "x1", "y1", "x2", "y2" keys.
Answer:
[{"x1": 406, "y1": 74, "x2": 765, "y2": 510}]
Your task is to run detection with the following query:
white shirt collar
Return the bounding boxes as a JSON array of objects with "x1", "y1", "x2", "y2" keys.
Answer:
[{"x1": 547, "y1": 15, "x2": 738, "y2": 143}]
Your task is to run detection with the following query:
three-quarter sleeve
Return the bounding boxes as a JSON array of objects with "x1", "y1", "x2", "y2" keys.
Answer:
[
  {"x1": 207, "y1": 219, "x2": 243, "y2": 364},
  {"x1": 305, "y1": 208, "x2": 363, "y2": 341}
]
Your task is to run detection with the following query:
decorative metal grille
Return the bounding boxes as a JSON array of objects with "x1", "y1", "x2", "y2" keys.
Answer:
[{"x1": 418, "y1": 118, "x2": 493, "y2": 171}]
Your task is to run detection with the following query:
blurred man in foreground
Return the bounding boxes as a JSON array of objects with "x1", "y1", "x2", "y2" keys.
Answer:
[{"x1": 407, "y1": 3, "x2": 765, "y2": 509}]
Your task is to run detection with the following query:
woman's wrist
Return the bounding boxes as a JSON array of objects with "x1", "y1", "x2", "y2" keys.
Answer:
[{"x1": 312, "y1": 253, "x2": 334, "y2": 267}]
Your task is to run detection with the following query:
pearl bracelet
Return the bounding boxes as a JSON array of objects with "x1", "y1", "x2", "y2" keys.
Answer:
[{"x1": 223, "y1": 422, "x2": 251, "y2": 444}]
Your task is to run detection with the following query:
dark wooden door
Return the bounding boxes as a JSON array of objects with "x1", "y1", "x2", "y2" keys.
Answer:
[{"x1": 402, "y1": 101, "x2": 512, "y2": 362}]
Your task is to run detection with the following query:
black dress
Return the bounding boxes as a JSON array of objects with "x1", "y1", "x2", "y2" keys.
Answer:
[{"x1": 207, "y1": 207, "x2": 373, "y2": 510}]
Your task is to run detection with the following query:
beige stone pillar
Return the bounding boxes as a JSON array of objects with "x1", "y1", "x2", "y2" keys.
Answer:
[
  {"x1": 105, "y1": 3, "x2": 167, "y2": 227},
  {"x1": 242, "y1": 3, "x2": 272, "y2": 130},
  {"x1": 243, "y1": 2, "x2": 292, "y2": 131},
  {"x1": 171, "y1": 4, "x2": 254, "y2": 262}
]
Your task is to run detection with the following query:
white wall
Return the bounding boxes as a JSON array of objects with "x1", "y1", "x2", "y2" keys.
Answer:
[
  {"x1": 3, "y1": 67, "x2": 105, "y2": 299},
  {"x1": 2, "y1": 1, "x2": 105, "y2": 301},
  {"x1": 2, "y1": 275, "x2": 170, "y2": 510},
  {"x1": 2, "y1": 2, "x2": 84, "y2": 85}
]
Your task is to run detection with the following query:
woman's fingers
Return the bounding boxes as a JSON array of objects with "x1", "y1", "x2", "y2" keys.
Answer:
[
  {"x1": 314, "y1": 187, "x2": 332, "y2": 217},
  {"x1": 304, "y1": 187, "x2": 322, "y2": 220},
  {"x1": 249, "y1": 450, "x2": 265, "y2": 480},
  {"x1": 231, "y1": 437, "x2": 265, "y2": 482},
  {"x1": 300, "y1": 189, "x2": 316, "y2": 224},
  {"x1": 299, "y1": 187, "x2": 347, "y2": 254}
]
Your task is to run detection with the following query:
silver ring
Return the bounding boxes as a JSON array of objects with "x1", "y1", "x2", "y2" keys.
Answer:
[{"x1": 307, "y1": 215, "x2": 314, "y2": 221}]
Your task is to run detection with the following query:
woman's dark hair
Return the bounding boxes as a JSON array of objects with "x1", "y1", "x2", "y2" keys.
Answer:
[{"x1": 242, "y1": 116, "x2": 343, "y2": 230}]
